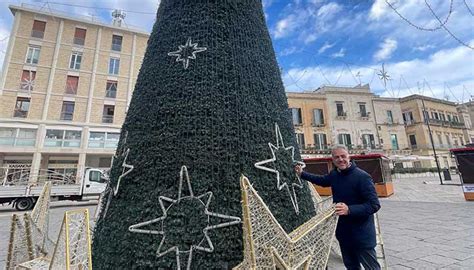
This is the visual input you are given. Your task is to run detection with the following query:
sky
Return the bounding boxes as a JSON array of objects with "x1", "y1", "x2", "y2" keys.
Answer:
[{"x1": 0, "y1": 0, "x2": 473, "y2": 101}]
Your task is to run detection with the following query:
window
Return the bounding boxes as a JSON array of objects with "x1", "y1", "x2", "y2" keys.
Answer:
[
  {"x1": 296, "y1": 133, "x2": 305, "y2": 150},
  {"x1": 73, "y1": 28, "x2": 86, "y2": 46},
  {"x1": 20, "y1": 70, "x2": 36, "y2": 91},
  {"x1": 445, "y1": 135, "x2": 451, "y2": 146},
  {"x1": 440, "y1": 113, "x2": 446, "y2": 121},
  {"x1": 69, "y1": 52, "x2": 82, "y2": 70},
  {"x1": 102, "y1": 105, "x2": 115, "y2": 123},
  {"x1": 338, "y1": 133, "x2": 352, "y2": 149},
  {"x1": 313, "y1": 133, "x2": 327, "y2": 150},
  {"x1": 403, "y1": 111, "x2": 414, "y2": 124},
  {"x1": 409, "y1": 134, "x2": 417, "y2": 148},
  {"x1": 312, "y1": 109, "x2": 324, "y2": 125},
  {"x1": 65, "y1": 76, "x2": 79, "y2": 94},
  {"x1": 45, "y1": 129, "x2": 81, "y2": 147},
  {"x1": 447, "y1": 115, "x2": 452, "y2": 122},
  {"x1": 88, "y1": 132, "x2": 119, "y2": 148},
  {"x1": 437, "y1": 134, "x2": 443, "y2": 145},
  {"x1": 362, "y1": 134, "x2": 375, "y2": 149},
  {"x1": 359, "y1": 103, "x2": 367, "y2": 117},
  {"x1": 387, "y1": 110, "x2": 393, "y2": 124},
  {"x1": 14, "y1": 97, "x2": 30, "y2": 118},
  {"x1": 0, "y1": 128, "x2": 36, "y2": 147},
  {"x1": 291, "y1": 108, "x2": 302, "y2": 125},
  {"x1": 453, "y1": 116, "x2": 459, "y2": 122},
  {"x1": 106, "y1": 80, "x2": 117, "y2": 98},
  {"x1": 111, "y1": 35, "x2": 123, "y2": 51},
  {"x1": 109, "y1": 58, "x2": 120, "y2": 75},
  {"x1": 433, "y1": 112, "x2": 439, "y2": 120},
  {"x1": 31, "y1": 20, "x2": 46, "y2": 39},
  {"x1": 390, "y1": 134, "x2": 399, "y2": 150},
  {"x1": 26, "y1": 46, "x2": 40, "y2": 64},
  {"x1": 89, "y1": 170, "x2": 103, "y2": 183},
  {"x1": 60, "y1": 101, "x2": 75, "y2": 121},
  {"x1": 336, "y1": 103, "x2": 345, "y2": 117},
  {"x1": 423, "y1": 110, "x2": 429, "y2": 123}
]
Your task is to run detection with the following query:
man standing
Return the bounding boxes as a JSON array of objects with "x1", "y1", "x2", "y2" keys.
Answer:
[{"x1": 295, "y1": 145, "x2": 381, "y2": 270}]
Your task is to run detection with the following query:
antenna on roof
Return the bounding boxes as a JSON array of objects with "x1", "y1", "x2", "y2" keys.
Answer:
[{"x1": 112, "y1": 9, "x2": 126, "y2": 27}]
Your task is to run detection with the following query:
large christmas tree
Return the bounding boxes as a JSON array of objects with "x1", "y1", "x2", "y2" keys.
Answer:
[{"x1": 92, "y1": 0, "x2": 317, "y2": 268}]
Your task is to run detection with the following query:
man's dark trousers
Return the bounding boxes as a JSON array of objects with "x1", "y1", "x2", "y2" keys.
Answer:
[{"x1": 340, "y1": 246, "x2": 381, "y2": 270}]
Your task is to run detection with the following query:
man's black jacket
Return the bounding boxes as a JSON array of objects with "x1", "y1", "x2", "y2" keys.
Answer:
[{"x1": 301, "y1": 162, "x2": 381, "y2": 249}]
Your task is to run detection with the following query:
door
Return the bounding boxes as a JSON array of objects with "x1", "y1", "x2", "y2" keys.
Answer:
[{"x1": 83, "y1": 169, "x2": 107, "y2": 195}]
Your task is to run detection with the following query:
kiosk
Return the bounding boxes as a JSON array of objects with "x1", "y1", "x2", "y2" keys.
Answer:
[
  {"x1": 450, "y1": 147, "x2": 474, "y2": 201},
  {"x1": 304, "y1": 153, "x2": 394, "y2": 197}
]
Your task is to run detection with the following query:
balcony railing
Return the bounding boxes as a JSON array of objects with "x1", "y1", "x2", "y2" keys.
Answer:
[
  {"x1": 0, "y1": 137, "x2": 36, "y2": 147},
  {"x1": 111, "y1": 43, "x2": 122, "y2": 52},
  {"x1": 102, "y1": 115, "x2": 114, "y2": 123},
  {"x1": 60, "y1": 112, "x2": 73, "y2": 121},
  {"x1": 31, "y1": 30, "x2": 44, "y2": 39},
  {"x1": 336, "y1": 112, "x2": 347, "y2": 119},
  {"x1": 106, "y1": 90, "x2": 117, "y2": 98},
  {"x1": 44, "y1": 138, "x2": 81, "y2": 148},
  {"x1": 73, "y1": 37, "x2": 85, "y2": 46}
]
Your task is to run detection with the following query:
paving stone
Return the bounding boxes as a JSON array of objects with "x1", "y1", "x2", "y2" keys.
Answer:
[{"x1": 420, "y1": 254, "x2": 461, "y2": 266}]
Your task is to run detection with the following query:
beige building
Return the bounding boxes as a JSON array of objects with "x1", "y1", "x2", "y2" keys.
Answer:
[
  {"x1": 399, "y1": 95, "x2": 473, "y2": 168},
  {"x1": 315, "y1": 85, "x2": 380, "y2": 152},
  {"x1": 0, "y1": 5, "x2": 149, "y2": 182},
  {"x1": 372, "y1": 97, "x2": 410, "y2": 154},
  {"x1": 287, "y1": 92, "x2": 330, "y2": 156}
]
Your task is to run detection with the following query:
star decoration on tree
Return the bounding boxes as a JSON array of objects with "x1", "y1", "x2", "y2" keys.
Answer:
[
  {"x1": 128, "y1": 166, "x2": 241, "y2": 270},
  {"x1": 377, "y1": 63, "x2": 391, "y2": 89},
  {"x1": 254, "y1": 123, "x2": 306, "y2": 214},
  {"x1": 97, "y1": 145, "x2": 133, "y2": 219},
  {"x1": 234, "y1": 176, "x2": 338, "y2": 269},
  {"x1": 168, "y1": 38, "x2": 207, "y2": 70}
]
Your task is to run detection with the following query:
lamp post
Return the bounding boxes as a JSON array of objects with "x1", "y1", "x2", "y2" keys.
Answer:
[{"x1": 421, "y1": 98, "x2": 444, "y2": 185}]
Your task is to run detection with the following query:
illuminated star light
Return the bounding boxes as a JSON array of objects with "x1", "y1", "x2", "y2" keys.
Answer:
[
  {"x1": 377, "y1": 63, "x2": 391, "y2": 89},
  {"x1": 254, "y1": 123, "x2": 306, "y2": 214},
  {"x1": 168, "y1": 37, "x2": 207, "y2": 70},
  {"x1": 234, "y1": 176, "x2": 338, "y2": 269},
  {"x1": 128, "y1": 166, "x2": 241, "y2": 270}
]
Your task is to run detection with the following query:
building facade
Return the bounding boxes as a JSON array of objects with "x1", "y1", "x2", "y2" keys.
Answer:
[
  {"x1": 287, "y1": 92, "x2": 330, "y2": 156},
  {"x1": 0, "y1": 5, "x2": 149, "y2": 183},
  {"x1": 400, "y1": 95, "x2": 473, "y2": 168}
]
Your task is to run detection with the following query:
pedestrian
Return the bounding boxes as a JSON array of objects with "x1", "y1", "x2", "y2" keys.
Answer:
[{"x1": 295, "y1": 144, "x2": 381, "y2": 270}]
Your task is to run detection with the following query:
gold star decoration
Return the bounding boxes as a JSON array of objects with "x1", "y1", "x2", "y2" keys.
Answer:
[{"x1": 233, "y1": 176, "x2": 338, "y2": 270}]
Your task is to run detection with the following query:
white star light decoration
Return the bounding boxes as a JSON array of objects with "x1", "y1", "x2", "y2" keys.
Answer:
[
  {"x1": 128, "y1": 166, "x2": 241, "y2": 270},
  {"x1": 113, "y1": 148, "x2": 134, "y2": 196},
  {"x1": 377, "y1": 63, "x2": 391, "y2": 89},
  {"x1": 168, "y1": 37, "x2": 207, "y2": 70},
  {"x1": 254, "y1": 123, "x2": 306, "y2": 214}
]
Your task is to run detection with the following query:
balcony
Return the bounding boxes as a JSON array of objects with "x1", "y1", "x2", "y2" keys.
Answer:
[
  {"x1": 312, "y1": 123, "x2": 325, "y2": 127},
  {"x1": 44, "y1": 138, "x2": 81, "y2": 147},
  {"x1": 73, "y1": 37, "x2": 85, "y2": 46},
  {"x1": 102, "y1": 115, "x2": 114, "y2": 123},
  {"x1": 60, "y1": 112, "x2": 73, "y2": 121},
  {"x1": 31, "y1": 30, "x2": 44, "y2": 39},
  {"x1": 336, "y1": 111, "x2": 347, "y2": 120},
  {"x1": 111, "y1": 43, "x2": 122, "y2": 52},
  {"x1": 360, "y1": 112, "x2": 371, "y2": 120},
  {"x1": 450, "y1": 121, "x2": 465, "y2": 128}
]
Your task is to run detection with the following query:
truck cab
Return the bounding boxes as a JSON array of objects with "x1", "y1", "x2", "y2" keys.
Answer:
[{"x1": 82, "y1": 168, "x2": 108, "y2": 199}]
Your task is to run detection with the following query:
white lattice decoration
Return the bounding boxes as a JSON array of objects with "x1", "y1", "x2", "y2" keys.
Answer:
[
  {"x1": 17, "y1": 257, "x2": 51, "y2": 270},
  {"x1": 234, "y1": 176, "x2": 338, "y2": 269},
  {"x1": 49, "y1": 209, "x2": 93, "y2": 270},
  {"x1": 5, "y1": 183, "x2": 54, "y2": 270},
  {"x1": 5, "y1": 214, "x2": 32, "y2": 270}
]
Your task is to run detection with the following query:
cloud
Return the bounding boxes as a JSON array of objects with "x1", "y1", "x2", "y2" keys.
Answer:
[
  {"x1": 369, "y1": 0, "x2": 388, "y2": 20},
  {"x1": 374, "y1": 38, "x2": 398, "y2": 61},
  {"x1": 274, "y1": 15, "x2": 298, "y2": 39},
  {"x1": 0, "y1": 23, "x2": 11, "y2": 74},
  {"x1": 331, "y1": 48, "x2": 345, "y2": 58},
  {"x1": 282, "y1": 42, "x2": 474, "y2": 102},
  {"x1": 318, "y1": 41, "x2": 335, "y2": 54},
  {"x1": 317, "y1": 2, "x2": 342, "y2": 18}
]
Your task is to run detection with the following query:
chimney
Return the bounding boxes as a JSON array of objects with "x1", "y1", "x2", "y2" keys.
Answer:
[{"x1": 112, "y1": 9, "x2": 126, "y2": 27}]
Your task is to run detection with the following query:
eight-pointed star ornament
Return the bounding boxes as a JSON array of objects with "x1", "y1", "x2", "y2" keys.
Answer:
[
  {"x1": 128, "y1": 165, "x2": 241, "y2": 270},
  {"x1": 254, "y1": 123, "x2": 306, "y2": 214},
  {"x1": 233, "y1": 176, "x2": 338, "y2": 270},
  {"x1": 168, "y1": 37, "x2": 207, "y2": 70}
]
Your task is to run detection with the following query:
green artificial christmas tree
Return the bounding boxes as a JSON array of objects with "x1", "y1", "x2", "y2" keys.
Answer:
[{"x1": 92, "y1": 0, "x2": 318, "y2": 268}]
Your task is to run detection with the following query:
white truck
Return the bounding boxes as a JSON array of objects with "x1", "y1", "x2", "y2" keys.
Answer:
[{"x1": 0, "y1": 167, "x2": 107, "y2": 211}]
